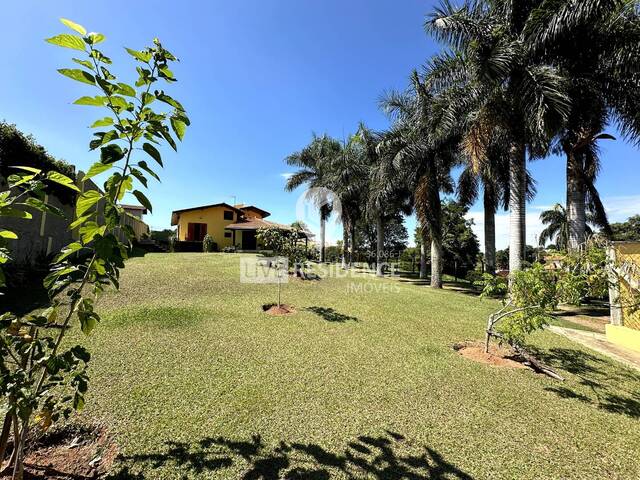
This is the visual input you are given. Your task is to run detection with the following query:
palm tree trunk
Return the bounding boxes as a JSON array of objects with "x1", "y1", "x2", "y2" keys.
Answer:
[
  {"x1": 376, "y1": 214, "x2": 384, "y2": 277},
  {"x1": 349, "y1": 222, "x2": 356, "y2": 268},
  {"x1": 509, "y1": 144, "x2": 526, "y2": 273},
  {"x1": 419, "y1": 226, "x2": 427, "y2": 280},
  {"x1": 319, "y1": 214, "x2": 326, "y2": 262},
  {"x1": 430, "y1": 236, "x2": 443, "y2": 288},
  {"x1": 484, "y1": 185, "x2": 496, "y2": 275},
  {"x1": 566, "y1": 150, "x2": 586, "y2": 251},
  {"x1": 341, "y1": 220, "x2": 349, "y2": 269}
]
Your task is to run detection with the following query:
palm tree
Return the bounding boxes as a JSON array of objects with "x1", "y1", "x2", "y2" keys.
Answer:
[
  {"x1": 426, "y1": 1, "x2": 571, "y2": 274},
  {"x1": 284, "y1": 134, "x2": 339, "y2": 262},
  {"x1": 524, "y1": 1, "x2": 640, "y2": 250},
  {"x1": 381, "y1": 71, "x2": 459, "y2": 288},
  {"x1": 538, "y1": 203, "x2": 598, "y2": 251},
  {"x1": 325, "y1": 135, "x2": 368, "y2": 269},
  {"x1": 363, "y1": 126, "x2": 413, "y2": 277}
]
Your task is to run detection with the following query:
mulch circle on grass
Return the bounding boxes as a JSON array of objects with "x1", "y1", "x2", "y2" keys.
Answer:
[
  {"x1": 453, "y1": 341, "x2": 526, "y2": 369},
  {"x1": 0, "y1": 423, "x2": 117, "y2": 480},
  {"x1": 262, "y1": 303, "x2": 296, "y2": 315}
]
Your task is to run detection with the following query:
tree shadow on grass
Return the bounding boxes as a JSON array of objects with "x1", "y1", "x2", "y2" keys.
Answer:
[
  {"x1": 107, "y1": 430, "x2": 473, "y2": 479},
  {"x1": 306, "y1": 306, "x2": 359, "y2": 323},
  {"x1": 530, "y1": 346, "x2": 640, "y2": 419}
]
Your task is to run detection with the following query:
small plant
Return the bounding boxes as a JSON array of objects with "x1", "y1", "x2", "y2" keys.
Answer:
[
  {"x1": 0, "y1": 18, "x2": 187, "y2": 478},
  {"x1": 479, "y1": 273, "x2": 508, "y2": 298},
  {"x1": 483, "y1": 264, "x2": 562, "y2": 379},
  {"x1": 202, "y1": 234, "x2": 216, "y2": 253}
]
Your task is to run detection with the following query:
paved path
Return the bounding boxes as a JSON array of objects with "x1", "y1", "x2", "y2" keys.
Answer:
[{"x1": 548, "y1": 325, "x2": 640, "y2": 372}]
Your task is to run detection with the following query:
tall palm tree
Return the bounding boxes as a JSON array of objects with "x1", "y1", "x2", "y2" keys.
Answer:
[
  {"x1": 426, "y1": 0, "x2": 571, "y2": 274},
  {"x1": 538, "y1": 203, "x2": 597, "y2": 251},
  {"x1": 381, "y1": 71, "x2": 459, "y2": 288},
  {"x1": 284, "y1": 134, "x2": 339, "y2": 262},
  {"x1": 326, "y1": 135, "x2": 368, "y2": 269},
  {"x1": 362, "y1": 126, "x2": 413, "y2": 277},
  {"x1": 524, "y1": 0, "x2": 640, "y2": 250}
]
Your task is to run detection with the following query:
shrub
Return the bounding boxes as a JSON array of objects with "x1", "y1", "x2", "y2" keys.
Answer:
[
  {"x1": 203, "y1": 234, "x2": 216, "y2": 252},
  {"x1": 222, "y1": 246, "x2": 236, "y2": 253}
]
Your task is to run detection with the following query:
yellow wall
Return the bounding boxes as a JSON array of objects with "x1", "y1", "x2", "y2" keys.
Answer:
[
  {"x1": 176, "y1": 206, "x2": 239, "y2": 248},
  {"x1": 606, "y1": 324, "x2": 640, "y2": 354},
  {"x1": 615, "y1": 242, "x2": 640, "y2": 331}
]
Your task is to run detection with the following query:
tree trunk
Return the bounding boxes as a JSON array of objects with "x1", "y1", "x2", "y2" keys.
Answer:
[
  {"x1": 0, "y1": 413, "x2": 11, "y2": 466},
  {"x1": 376, "y1": 214, "x2": 384, "y2": 277},
  {"x1": 430, "y1": 237, "x2": 443, "y2": 288},
  {"x1": 509, "y1": 144, "x2": 526, "y2": 274},
  {"x1": 349, "y1": 222, "x2": 356, "y2": 268},
  {"x1": 319, "y1": 214, "x2": 326, "y2": 262},
  {"x1": 419, "y1": 226, "x2": 427, "y2": 280},
  {"x1": 566, "y1": 150, "x2": 586, "y2": 252},
  {"x1": 484, "y1": 185, "x2": 496, "y2": 275},
  {"x1": 341, "y1": 220, "x2": 349, "y2": 269}
]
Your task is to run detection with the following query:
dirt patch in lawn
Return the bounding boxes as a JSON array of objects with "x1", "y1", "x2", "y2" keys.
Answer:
[
  {"x1": 262, "y1": 303, "x2": 296, "y2": 315},
  {"x1": 0, "y1": 424, "x2": 117, "y2": 480},
  {"x1": 453, "y1": 341, "x2": 526, "y2": 369}
]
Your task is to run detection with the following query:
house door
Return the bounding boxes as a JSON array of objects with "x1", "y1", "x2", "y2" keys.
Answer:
[
  {"x1": 187, "y1": 222, "x2": 207, "y2": 241},
  {"x1": 242, "y1": 230, "x2": 257, "y2": 250}
]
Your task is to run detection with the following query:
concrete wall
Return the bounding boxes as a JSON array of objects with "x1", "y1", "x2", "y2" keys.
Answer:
[{"x1": 1, "y1": 174, "x2": 149, "y2": 265}]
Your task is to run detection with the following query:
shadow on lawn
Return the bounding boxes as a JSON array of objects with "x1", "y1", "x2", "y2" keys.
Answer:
[
  {"x1": 107, "y1": 430, "x2": 473, "y2": 479},
  {"x1": 532, "y1": 347, "x2": 640, "y2": 419},
  {"x1": 307, "y1": 306, "x2": 359, "y2": 323}
]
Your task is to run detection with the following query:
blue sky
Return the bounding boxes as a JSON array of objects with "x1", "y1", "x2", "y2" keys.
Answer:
[{"x1": 2, "y1": 0, "x2": 638, "y2": 248}]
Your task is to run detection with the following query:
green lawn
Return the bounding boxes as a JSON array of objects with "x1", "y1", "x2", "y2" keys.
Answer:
[{"x1": 66, "y1": 253, "x2": 640, "y2": 479}]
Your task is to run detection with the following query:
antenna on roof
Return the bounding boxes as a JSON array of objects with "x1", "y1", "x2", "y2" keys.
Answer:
[{"x1": 227, "y1": 195, "x2": 237, "y2": 206}]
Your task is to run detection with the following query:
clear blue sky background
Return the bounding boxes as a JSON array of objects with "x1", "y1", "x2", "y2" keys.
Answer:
[{"x1": 1, "y1": 1, "x2": 638, "y2": 248}]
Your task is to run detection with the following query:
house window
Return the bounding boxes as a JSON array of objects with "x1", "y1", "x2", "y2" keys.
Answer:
[
  {"x1": 224, "y1": 210, "x2": 234, "y2": 220},
  {"x1": 187, "y1": 222, "x2": 207, "y2": 241},
  {"x1": 224, "y1": 232, "x2": 232, "y2": 238}
]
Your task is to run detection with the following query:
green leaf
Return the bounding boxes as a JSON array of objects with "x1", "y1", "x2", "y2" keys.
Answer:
[
  {"x1": 89, "y1": 130, "x2": 119, "y2": 150},
  {"x1": 100, "y1": 144, "x2": 125, "y2": 164},
  {"x1": 54, "y1": 242, "x2": 83, "y2": 263},
  {"x1": 10, "y1": 165, "x2": 41, "y2": 174},
  {"x1": 69, "y1": 214, "x2": 91, "y2": 230},
  {"x1": 44, "y1": 265, "x2": 78, "y2": 289},
  {"x1": 141, "y1": 92, "x2": 155, "y2": 106},
  {"x1": 80, "y1": 222, "x2": 106, "y2": 244},
  {"x1": 142, "y1": 142, "x2": 163, "y2": 166},
  {"x1": 155, "y1": 92, "x2": 185, "y2": 111},
  {"x1": 129, "y1": 168, "x2": 148, "y2": 188},
  {"x1": 118, "y1": 176, "x2": 133, "y2": 201},
  {"x1": 0, "y1": 230, "x2": 17, "y2": 240},
  {"x1": 137, "y1": 161, "x2": 160, "y2": 182},
  {"x1": 57, "y1": 68, "x2": 95, "y2": 85},
  {"x1": 125, "y1": 47, "x2": 152, "y2": 63},
  {"x1": 46, "y1": 171, "x2": 80, "y2": 191},
  {"x1": 87, "y1": 32, "x2": 105, "y2": 45},
  {"x1": 76, "y1": 190, "x2": 102, "y2": 217},
  {"x1": 24, "y1": 197, "x2": 66, "y2": 218},
  {"x1": 83, "y1": 161, "x2": 112, "y2": 181},
  {"x1": 132, "y1": 190, "x2": 152, "y2": 213},
  {"x1": 170, "y1": 116, "x2": 187, "y2": 141},
  {"x1": 115, "y1": 82, "x2": 136, "y2": 97},
  {"x1": 60, "y1": 18, "x2": 87, "y2": 35},
  {"x1": 72, "y1": 58, "x2": 94, "y2": 70},
  {"x1": 74, "y1": 95, "x2": 106, "y2": 106},
  {"x1": 46, "y1": 34, "x2": 86, "y2": 51},
  {"x1": 90, "y1": 117, "x2": 114, "y2": 128},
  {"x1": 73, "y1": 392, "x2": 86, "y2": 410},
  {"x1": 0, "y1": 207, "x2": 32, "y2": 219}
]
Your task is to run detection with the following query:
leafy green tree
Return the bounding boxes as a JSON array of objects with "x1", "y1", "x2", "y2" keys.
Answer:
[
  {"x1": 611, "y1": 215, "x2": 640, "y2": 242},
  {"x1": 0, "y1": 19, "x2": 188, "y2": 478}
]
